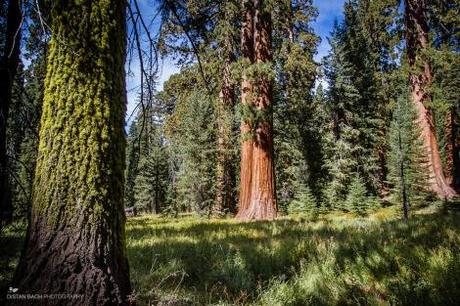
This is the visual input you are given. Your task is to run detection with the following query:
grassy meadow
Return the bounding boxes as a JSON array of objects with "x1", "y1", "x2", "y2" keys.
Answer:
[
  {"x1": 2, "y1": 204, "x2": 460, "y2": 305},
  {"x1": 126, "y1": 205, "x2": 460, "y2": 305}
]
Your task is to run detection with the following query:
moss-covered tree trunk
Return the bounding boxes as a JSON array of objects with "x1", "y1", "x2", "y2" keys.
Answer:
[
  {"x1": 237, "y1": 0, "x2": 277, "y2": 220},
  {"x1": 404, "y1": 0, "x2": 456, "y2": 198},
  {"x1": 0, "y1": 0, "x2": 21, "y2": 229},
  {"x1": 236, "y1": 0, "x2": 255, "y2": 218},
  {"x1": 13, "y1": 1, "x2": 131, "y2": 304}
]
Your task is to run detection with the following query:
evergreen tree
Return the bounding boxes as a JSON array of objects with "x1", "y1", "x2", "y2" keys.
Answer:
[
  {"x1": 387, "y1": 90, "x2": 430, "y2": 216},
  {"x1": 287, "y1": 185, "x2": 317, "y2": 215},
  {"x1": 134, "y1": 122, "x2": 169, "y2": 214},
  {"x1": 404, "y1": 0, "x2": 456, "y2": 198},
  {"x1": 344, "y1": 174, "x2": 374, "y2": 216},
  {"x1": 0, "y1": 0, "x2": 21, "y2": 229},
  {"x1": 14, "y1": 2, "x2": 131, "y2": 303},
  {"x1": 162, "y1": 69, "x2": 217, "y2": 215},
  {"x1": 236, "y1": 0, "x2": 277, "y2": 220},
  {"x1": 323, "y1": 0, "x2": 398, "y2": 208},
  {"x1": 273, "y1": 0, "x2": 322, "y2": 209},
  {"x1": 8, "y1": 8, "x2": 47, "y2": 218},
  {"x1": 125, "y1": 120, "x2": 140, "y2": 209}
]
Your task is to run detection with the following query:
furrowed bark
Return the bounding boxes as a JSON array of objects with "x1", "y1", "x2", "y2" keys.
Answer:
[
  {"x1": 237, "y1": 0, "x2": 277, "y2": 220},
  {"x1": 404, "y1": 0, "x2": 456, "y2": 198},
  {"x1": 13, "y1": 1, "x2": 131, "y2": 305},
  {"x1": 236, "y1": 0, "x2": 255, "y2": 218},
  {"x1": 0, "y1": 0, "x2": 21, "y2": 229}
]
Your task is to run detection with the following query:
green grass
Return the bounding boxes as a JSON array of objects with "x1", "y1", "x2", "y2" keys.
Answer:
[
  {"x1": 1, "y1": 205, "x2": 460, "y2": 305},
  {"x1": 127, "y1": 206, "x2": 460, "y2": 305},
  {"x1": 0, "y1": 221, "x2": 26, "y2": 301}
]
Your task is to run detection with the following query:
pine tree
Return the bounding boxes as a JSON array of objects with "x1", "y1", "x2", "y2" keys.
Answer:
[
  {"x1": 159, "y1": 0, "x2": 240, "y2": 215},
  {"x1": 134, "y1": 126, "x2": 169, "y2": 214},
  {"x1": 125, "y1": 120, "x2": 140, "y2": 209},
  {"x1": 404, "y1": 0, "x2": 456, "y2": 198},
  {"x1": 323, "y1": 0, "x2": 398, "y2": 207},
  {"x1": 387, "y1": 90, "x2": 430, "y2": 217},
  {"x1": 162, "y1": 69, "x2": 217, "y2": 215},
  {"x1": 273, "y1": 0, "x2": 322, "y2": 208},
  {"x1": 0, "y1": 0, "x2": 21, "y2": 229},
  {"x1": 344, "y1": 174, "x2": 375, "y2": 216},
  {"x1": 9, "y1": 11, "x2": 47, "y2": 218},
  {"x1": 287, "y1": 185, "x2": 317, "y2": 215},
  {"x1": 13, "y1": 2, "x2": 131, "y2": 303}
]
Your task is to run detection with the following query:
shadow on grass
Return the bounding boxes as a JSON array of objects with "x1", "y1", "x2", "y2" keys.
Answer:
[
  {"x1": 0, "y1": 222, "x2": 26, "y2": 304},
  {"x1": 126, "y1": 211, "x2": 460, "y2": 305}
]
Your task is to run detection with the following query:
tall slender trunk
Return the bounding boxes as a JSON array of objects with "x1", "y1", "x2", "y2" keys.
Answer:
[
  {"x1": 445, "y1": 109, "x2": 460, "y2": 191},
  {"x1": 404, "y1": 0, "x2": 456, "y2": 198},
  {"x1": 397, "y1": 101, "x2": 409, "y2": 219},
  {"x1": 13, "y1": 1, "x2": 131, "y2": 304},
  {"x1": 215, "y1": 37, "x2": 236, "y2": 214},
  {"x1": 236, "y1": 0, "x2": 255, "y2": 217},
  {"x1": 454, "y1": 110, "x2": 460, "y2": 191},
  {"x1": 237, "y1": 0, "x2": 277, "y2": 220},
  {"x1": 0, "y1": 0, "x2": 21, "y2": 229}
]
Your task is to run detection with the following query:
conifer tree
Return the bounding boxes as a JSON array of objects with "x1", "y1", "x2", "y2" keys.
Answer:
[
  {"x1": 273, "y1": 0, "x2": 322, "y2": 208},
  {"x1": 162, "y1": 69, "x2": 217, "y2": 215},
  {"x1": 125, "y1": 120, "x2": 140, "y2": 209},
  {"x1": 0, "y1": 0, "x2": 21, "y2": 228},
  {"x1": 344, "y1": 174, "x2": 375, "y2": 216},
  {"x1": 13, "y1": 1, "x2": 131, "y2": 303},
  {"x1": 323, "y1": 0, "x2": 398, "y2": 207},
  {"x1": 237, "y1": 0, "x2": 277, "y2": 220},
  {"x1": 387, "y1": 89, "x2": 430, "y2": 217},
  {"x1": 404, "y1": 0, "x2": 456, "y2": 198}
]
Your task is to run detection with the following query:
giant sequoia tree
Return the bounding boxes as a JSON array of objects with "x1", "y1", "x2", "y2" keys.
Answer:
[
  {"x1": 404, "y1": 0, "x2": 456, "y2": 198},
  {"x1": 237, "y1": 0, "x2": 277, "y2": 220},
  {"x1": 13, "y1": 1, "x2": 131, "y2": 304}
]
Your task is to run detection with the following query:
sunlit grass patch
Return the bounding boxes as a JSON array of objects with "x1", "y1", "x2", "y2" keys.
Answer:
[{"x1": 126, "y1": 209, "x2": 460, "y2": 305}]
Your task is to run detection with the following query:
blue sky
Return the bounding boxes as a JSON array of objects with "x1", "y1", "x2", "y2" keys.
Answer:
[{"x1": 125, "y1": 0, "x2": 346, "y2": 122}]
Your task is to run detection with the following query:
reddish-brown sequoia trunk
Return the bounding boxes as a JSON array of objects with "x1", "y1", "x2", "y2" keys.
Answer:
[
  {"x1": 237, "y1": 0, "x2": 277, "y2": 220},
  {"x1": 0, "y1": 0, "x2": 21, "y2": 229},
  {"x1": 236, "y1": 0, "x2": 255, "y2": 217},
  {"x1": 404, "y1": 0, "x2": 456, "y2": 198},
  {"x1": 215, "y1": 39, "x2": 236, "y2": 214}
]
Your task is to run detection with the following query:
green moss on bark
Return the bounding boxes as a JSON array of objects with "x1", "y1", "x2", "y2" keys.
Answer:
[{"x1": 15, "y1": 1, "x2": 131, "y2": 303}]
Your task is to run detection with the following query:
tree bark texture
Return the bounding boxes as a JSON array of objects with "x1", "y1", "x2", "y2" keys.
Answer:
[
  {"x1": 404, "y1": 0, "x2": 456, "y2": 198},
  {"x1": 236, "y1": 0, "x2": 255, "y2": 218},
  {"x1": 215, "y1": 37, "x2": 236, "y2": 214},
  {"x1": 0, "y1": 0, "x2": 21, "y2": 229},
  {"x1": 13, "y1": 1, "x2": 131, "y2": 305},
  {"x1": 237, "y1": 0, "x2": 277, "y2": 220}
]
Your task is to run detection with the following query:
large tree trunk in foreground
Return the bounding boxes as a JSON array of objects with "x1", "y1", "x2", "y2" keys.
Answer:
[
  {"x1": 13, "y1": 1, "x2": 131, "y2": 305},
  {"x1": 404, "y1": 0, "x2": 456, "y2": 198},
  {"x1": 236, "y1": 0, "x2": 255, "y2": 218},
  {"x1": 237, "y1": 0, "x2": 277, "y2": 220},
  {"x1": 215, "y1": 38, "x2": 236, "y2": 214},
  {"x1": 0, "y1": 0, "x2": 21, "y2": 230}
]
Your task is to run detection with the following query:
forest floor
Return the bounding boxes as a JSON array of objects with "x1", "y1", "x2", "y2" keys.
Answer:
[
  {"x1": 127, "y1": 204, "x2": 460, "y2": 305},
  {"x1": 2, "y1": 203, "x2": 460, "y2": 305}
]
